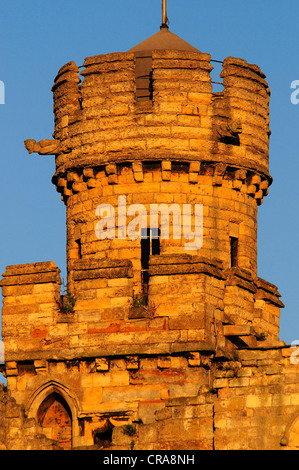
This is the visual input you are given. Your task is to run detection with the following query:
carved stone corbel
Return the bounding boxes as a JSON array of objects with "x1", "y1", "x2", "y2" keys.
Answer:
[{"x1": 24, "y1": 138, "x2": 61, "y2": 155}]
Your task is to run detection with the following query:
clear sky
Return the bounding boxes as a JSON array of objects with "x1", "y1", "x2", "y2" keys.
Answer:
[{"x1": 0, "y1": 1, "x2": 298, "y2": 382}]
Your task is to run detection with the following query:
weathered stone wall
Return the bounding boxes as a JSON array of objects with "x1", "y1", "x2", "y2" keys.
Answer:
[
  {"x1": 0, "y1": 384, "x2": 7, "y2": 449},
  {"x1": 0, "y1": 383, "x2": 59, "y2": 450},
  {"x1": 65, "y1": 165, "x2": 259, "y2": 279},
  {"x1": 0, "y1": 42, "x2": 293, "y2": 451},
  {"x1": 1, "y1": 262, "x2": 61, "y2": 361},
  {"x1": 0, "y1": 255, "x2": 286, "y2": 450},
  {"x1": 0, "y1": 258, "x2": 283, "y2": 366},
  {"x1": 213, "y1": 347, "x2": 299, "y2": 450},
  {"x1": 2, "y1": 345, "x2": 299, "y2": 450}
]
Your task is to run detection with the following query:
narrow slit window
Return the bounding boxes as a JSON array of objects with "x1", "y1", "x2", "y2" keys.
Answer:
[
  {"x1": 230, "y1": 237, "x2": 238, "y2": 267},
  {"x1": 75, "y1": 238, "x2": 82, "y2": 259},
  {"x1": 141, "y1": 228, "x2": 160, "y2": 292},
  {"x1": 135, "y1": 53, "x2": 153, "y2": 103}
]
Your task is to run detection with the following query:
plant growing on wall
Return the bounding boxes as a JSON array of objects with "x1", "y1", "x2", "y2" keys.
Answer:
[
  {"x1": 122, "y1": 424, "x2": 137, "y2": 450},
  {"x1": 58, "y1": 282, "x2": 76, "y2": 314},
  {"x1": 131, "y1": 290, "x2": 148, "y2": 307}
]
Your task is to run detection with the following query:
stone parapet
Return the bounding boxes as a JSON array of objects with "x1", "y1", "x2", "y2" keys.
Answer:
[
  {"x1": 71, "y1": 258, "x2": 133, "y2": 281},
  {"x1": 0, "y1": 262, "x2": 61, "y2": 363},
  {"x1": 148, "y1": 254, "x2": 224, "y2": 278},
  {"x1": 49, "y1": 50, "x2": 271, "y2": 184},
  {"x1": 0, "y1": 261, "x2": 61, "y2": 286}
]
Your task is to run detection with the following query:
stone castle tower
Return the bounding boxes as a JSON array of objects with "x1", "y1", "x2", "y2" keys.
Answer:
[{"x1": 1, "y1": 13, "x2": 299, "y2": 451}]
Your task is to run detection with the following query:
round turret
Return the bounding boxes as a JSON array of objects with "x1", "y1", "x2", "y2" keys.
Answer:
[{"x1": 49, "y1": 28, "x2": 271, "y2": 289}]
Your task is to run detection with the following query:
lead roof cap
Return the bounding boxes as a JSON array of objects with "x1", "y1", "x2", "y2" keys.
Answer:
[{"x1": 127, "y1": 26, "x2": 200, "y2": 53}]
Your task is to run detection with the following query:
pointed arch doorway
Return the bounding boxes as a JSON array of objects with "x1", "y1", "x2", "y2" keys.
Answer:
[
  {"x1": 37, "y1": 392, "x2": 72, "y2": 449},
  {"x1": 26, "y1": 381, "x2": 80, "y2": 450}
]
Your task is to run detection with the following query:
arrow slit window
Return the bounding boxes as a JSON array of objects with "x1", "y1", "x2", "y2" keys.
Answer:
[
  {"x1": 135, "y1": 53, "x2": 153, "y2": 104},
  {"x1": 230, "y1": 236, "x2": 238, "y2": 268},
  {"x1": 141, "y1": 228, "x2": 160, "y2": 291}
]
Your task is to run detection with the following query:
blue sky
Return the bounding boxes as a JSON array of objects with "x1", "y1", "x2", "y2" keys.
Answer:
[{"x1": 0, "y1": 0, "x2": 298, "y2": 378}]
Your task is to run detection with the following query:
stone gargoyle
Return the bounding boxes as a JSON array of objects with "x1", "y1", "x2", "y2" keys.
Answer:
[
  {"x1": 216, "y1": 120, "x2": 243, "y2": 139},
  {"x1": 24, "y1": 139, "x2": 61, "y2": 155},
  {"x1": 216, "y1": 120, "x2": 242, "y2": 146}
]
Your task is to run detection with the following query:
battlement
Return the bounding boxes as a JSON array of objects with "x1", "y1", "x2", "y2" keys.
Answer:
[
  {"x1": 51, "y1": 49, "x2": 271, "y2": 189},
  {"x1": 0, "y1": 257, "x2": 283, "y2": 365}
]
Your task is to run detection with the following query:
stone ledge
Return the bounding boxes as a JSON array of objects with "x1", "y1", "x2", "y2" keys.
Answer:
[
  {"x1": 0, "y1": 261, "x2": 61, "y2": 287},
  {"x1": 72, "y1": 258, "x2": 132, "y2": 271},
  {"x1": 171, "y1": 341, "x2": 215, "y2": 354},
  {"x1": 72, "y1": 258, "x2": 133, "y2": 281},
  {"x1": 53, "y1": 154, "x2": 272, "y2": 188},
  {"x1": 223, "y1": 325, "x2": 253, "y2": 337},
  {"x1": 149, "y1": 254, "x2": 224, "y2": 279},
  {"x1": 255, "y1": 277, "x2": 284, "y2": 308},
  {"x1": 3, "y1": 341, "x2": 216, "y2": 363},
  {"x1": 225, "y1": 267, "x2": 257, "y2": 293}
]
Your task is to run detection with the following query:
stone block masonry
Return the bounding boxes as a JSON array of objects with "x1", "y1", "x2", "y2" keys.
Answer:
[{"x1": 0, "y1": 27, "x2": 297, "y2": 450}]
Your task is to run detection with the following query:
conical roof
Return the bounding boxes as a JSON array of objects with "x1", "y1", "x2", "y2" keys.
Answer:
[{"x1": 127, "y1": 27, "x2": 200, "y2": 53}]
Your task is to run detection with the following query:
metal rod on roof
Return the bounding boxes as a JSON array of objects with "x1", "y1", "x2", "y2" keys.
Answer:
[{"x1": 161, "y1": 0, "x2": 169, "y2": 29}]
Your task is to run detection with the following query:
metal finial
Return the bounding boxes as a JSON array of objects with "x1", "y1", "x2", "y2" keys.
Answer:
[{"x1": 161, "y1": 0, "x2": 169, "y2": 29}]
